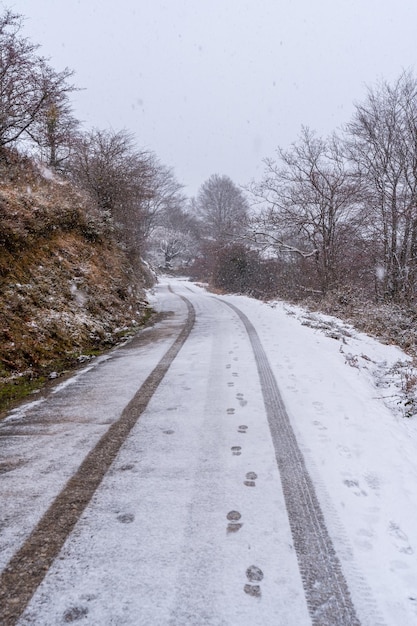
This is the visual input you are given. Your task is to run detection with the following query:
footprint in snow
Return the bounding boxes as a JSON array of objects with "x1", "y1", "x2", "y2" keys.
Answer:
[
  {"x1": 246, "y1": 565, "x2": 264, "y2": 581},
  {"x1": 338, "y1": 444, "x2": 353, "y2": 459},
  {"x1": 231, "y1": 446, "x2": 242, "y2": 456},
  {"x1": 227, "y1": 510, "x2": 243, "y2": 533},
  {"x1": 238, "y1": 425, "x2": 248, "y2": 434},
  {"x1": 117, "y1": 513, "x2": 135, "y2": 524},
  {"x1": 343, "y1": 478, "x2": 367, "y2": 497},
  {"x1": 244, "y1": 471, "x2": 257, "y2": 487},
  {"x1": 227, "y1": 408, "x2": 235, "y2": 415},
  {"x1": 236, "y1": 393, "x2": 248, "y2": 407},
  {"x1": 119, "y1": 464, "x2": 134, "y2": 471},
  {"x1": 389, "y1": 521, "x2": 414, "y2": 555},
  {"x1": 364, "y1": 472, "x2": 381, "y2": 492},
  {"x1": 312, "y1": 401, "x2": 324, "y2": 413},
  {"x1": 228, "y1": 382, "x2": 235, "y2": 387},
  {"x1": 63, "y1": 606, "x2": 89, "y2": 622},
  {"x1": 244, "y1": 565, "x2": 264, "y2": 597}
]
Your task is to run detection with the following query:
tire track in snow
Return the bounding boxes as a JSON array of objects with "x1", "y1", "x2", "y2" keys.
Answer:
[
  {"x1": 221, "y1": 299, "x2": 360, "y2": 626},
  {"x1": 0, "y1": 291, "x2": 195, "y2": 626}
]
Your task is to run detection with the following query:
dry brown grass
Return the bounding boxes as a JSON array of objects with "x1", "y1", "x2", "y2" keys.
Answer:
[{"x1": 0, "y1": 158, "x2": 152, "y2": 414}]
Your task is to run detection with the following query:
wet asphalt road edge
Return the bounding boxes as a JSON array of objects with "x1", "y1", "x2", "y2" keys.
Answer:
[
  {"x1": 221, "y1": 299, "x2": 360, "y2": 626},
  {"x1": 0, "y1": 291, "x2": 195, "y2": 626}
]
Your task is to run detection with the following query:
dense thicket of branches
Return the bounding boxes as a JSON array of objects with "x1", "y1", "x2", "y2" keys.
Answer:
[
  {"x1": 0, "y1": 9, "x2": 186, "y2": 269},
  {"x1": 248, "y1": 128, "x2": 362, "y2": 294},
  {"x1": 0, "y1": 10, "x2": 75, "y2": 157},
  {"x1": 243, "y1": 72, "x2": 417, "y2": 304},
  {"x1": 148, "y1": 174, "x2": 250, "y2": 272},
  {"x1": 347, "y1": 72, "x2": 417, "y2": 302}
]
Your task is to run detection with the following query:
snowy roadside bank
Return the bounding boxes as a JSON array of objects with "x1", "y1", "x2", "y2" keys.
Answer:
[{"x1": 215, "y1": 287, "x2": 417, "y2": 625}]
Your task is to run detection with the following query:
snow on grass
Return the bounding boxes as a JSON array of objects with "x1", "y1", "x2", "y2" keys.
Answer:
[{"x1": 278, "y1": 301, "x2": 417, "y2": 419}]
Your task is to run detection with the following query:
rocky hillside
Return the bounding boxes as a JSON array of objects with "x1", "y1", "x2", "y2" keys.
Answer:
[{"x1": 0, "y1": 157, "x2": 153, "y2": 414}]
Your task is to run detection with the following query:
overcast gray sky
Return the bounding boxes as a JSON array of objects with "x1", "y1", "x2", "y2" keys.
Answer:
[{"x1": 6, "y1": 0, "x2": 417, "y2": 195}]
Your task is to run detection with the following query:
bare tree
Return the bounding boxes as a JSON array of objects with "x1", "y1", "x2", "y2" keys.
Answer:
[
  {"x1": 153, "y1": 227, "x2": 194, "y2": 269},
  {"x1": 149, "y1": 203, "x2": 200, "y2": 269},
  {"x1": 26, "y1": 69, "x2": 80, "y2": 169},
  {"x1": 346, "y1": 71, "x2": 417, "y2": 302},
  {"x1": 0, "y1": 10, "x2": 74, "y2": 155},
  {"x1": 68, "y1": 129, "x2": 156, "y2": 250},
  {"x1": 195, "y1": 174, "x2": 249, "y2": 242},
  {"x1": 68, "y1": 128, "x2": 191, "y2": 264},
  {"x1": 138, "y1": 162, "x2": 186, "y2": 242},
  {"x1": 249, "y1": 127, "x2": 361, "y2": 293}
]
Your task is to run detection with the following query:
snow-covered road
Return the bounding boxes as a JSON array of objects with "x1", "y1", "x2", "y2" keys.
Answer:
[{"x1": 1, "y1": 279, "x2": 417, "y2": 625}]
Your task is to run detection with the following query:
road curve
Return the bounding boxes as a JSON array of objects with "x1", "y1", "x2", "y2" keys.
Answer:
[{"x1": 0, "y1": 281, "x2": 361, "y2": 625}]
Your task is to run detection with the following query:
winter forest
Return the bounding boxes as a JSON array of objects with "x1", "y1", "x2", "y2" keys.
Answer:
[{"x1": 2, "y1": 8, "x2": 417, "y2": 403}]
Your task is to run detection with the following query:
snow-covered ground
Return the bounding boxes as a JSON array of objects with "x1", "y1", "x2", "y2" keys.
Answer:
[
  {"x1": 1, "y1": 278, "x2": 417, "y2": 625},
  {"x1": 219, "y1": 285, "x2": 417, "y2": 625}
]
